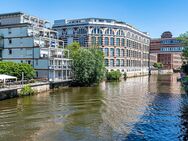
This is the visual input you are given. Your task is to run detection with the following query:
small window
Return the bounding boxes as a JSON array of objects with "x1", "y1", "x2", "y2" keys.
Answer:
[
  {"x1": 21, "y1": 60, "x2": 23, "y2": 63},
  {"x1": 8, "y1": 49, "x2": 12, "y2": 55},
  {"x1": 8, "y1": 28, "x2": 11, "y2": 34},
  {"x1": 8, "y1": 39, "x2": 12, "y2": 44},
  {"x1": 28, "y1": 60, "x2": 31, "y2": 64}
]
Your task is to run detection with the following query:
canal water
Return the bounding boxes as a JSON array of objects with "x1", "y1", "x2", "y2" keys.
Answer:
[{"x1": 0, "y1": 74, "x2": 187, "y2": 141}]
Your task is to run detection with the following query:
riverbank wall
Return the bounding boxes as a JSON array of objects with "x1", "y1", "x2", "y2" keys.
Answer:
[{"x1": 0, "y1": 81, "x2": 71, "y2": 101}]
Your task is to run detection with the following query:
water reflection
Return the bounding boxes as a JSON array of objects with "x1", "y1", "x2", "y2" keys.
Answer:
[{"x1": 0, "y1": 74, "x2": 187, "y2": 141}]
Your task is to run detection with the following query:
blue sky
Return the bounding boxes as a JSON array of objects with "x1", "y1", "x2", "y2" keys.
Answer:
[{"x1": 0, "y1": 0, "x2": 187, "y2": 38}]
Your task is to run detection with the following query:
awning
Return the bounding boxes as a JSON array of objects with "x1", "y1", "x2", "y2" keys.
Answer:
[{"x1": 0, "y1": 74, "x2": 17, "y2": 83}]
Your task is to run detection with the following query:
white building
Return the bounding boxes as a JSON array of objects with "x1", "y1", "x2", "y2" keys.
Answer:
[
  {"x1": 53, "y1": 18, "x2": 150, "y2": 77},
  {"x1": 0, "y1": 12, "x2": 72, "y2": 81}
]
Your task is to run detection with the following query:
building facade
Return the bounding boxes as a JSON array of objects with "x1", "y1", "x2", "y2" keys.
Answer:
[
  {"x1": 53, "y1": 18, "x2": 150, "y2": 77},
  {"x1": 150, "y1": 31, "x2": 183, "y2": 70},
  {"x1": 0, "y1": 12, "x2": 72, "y2": 81}
]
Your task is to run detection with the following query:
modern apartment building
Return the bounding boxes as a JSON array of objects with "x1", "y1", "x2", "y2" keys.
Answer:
[
  {"x1": 150, "y1": 31, "x2": 183, "y2": 70},
  {"x1": 0, "y1": 12, "x2": 72, "y2": 81},
  {"x1": 53, "y1": 18, "x2": 150, "y2": 77}
]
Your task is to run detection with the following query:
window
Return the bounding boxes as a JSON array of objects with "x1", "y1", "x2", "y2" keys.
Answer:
[
  {"x1": 92, "y1": 37, "x2": 96, "y2": 45},
  {"x1": 28, "y1": 60, "x2": 31, "y2": 64},
  {"x1": 8, "y1": 28, "x2": 11, "y2": 34},
  {"x1": 8, "y1": 49, "x2": 12, "y2": 55},
  {"x1": 116, "y1": 48, "x2": 120, "y2": 57},
  {"x1": 105, "y1": 59, "x2": 109, "y2": 66},
  {"x1": 121, "y1": 59, "x2": 125, "y2": 66},
  {"x1": 110, "y1": 37, "x2": 114, "y2": 46},
  {"x1": 98, "y1": 37, "x2": 102, "y2": 46},
  {"x1": 105, "y1": 28, "x2": 114, "y2": 35},
  {"x1": 79, "y1": 37, "x2": 85, "y2": 46},
  {"x1": 92, "y1": 28, "x2": 103, "y2": 35},
  {"x1": 116, "y1": 59, "x2": 120, "y2": 66},
  {"x1": 110, "y1": 48, "x2": 114, "y2": 57},
  {"x1": 36, "y1": 59, "x2": 38, "y2": 66},
  {"x1": 104, "y1": 48, "x2": 109, "y2": 56},
  {"x1": 110, "y1": 59, "x2": 114, "y2": 66},
  {"x1": 105, "y1": 37, "x2": 109, "y2": 45},
  {"x1": 8, "y1": 39, "x2": 12, "y2": 44},
  {"x1": 121, "y1": 39, "x2": 125, "y2": 47},
  {"x1": 116, "y1": 38, "x2": 120, "y2": 46},
  {"x1": 77, "y1": 28, "x2": 87, "y2": 34},
  {"x1": 121, "y1": 49, "x2": 124, "y2": 57}
]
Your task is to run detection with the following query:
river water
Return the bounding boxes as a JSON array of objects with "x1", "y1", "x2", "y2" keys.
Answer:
[{"x1": 0, "y1": 74, "x2": 188, "y2": 141}]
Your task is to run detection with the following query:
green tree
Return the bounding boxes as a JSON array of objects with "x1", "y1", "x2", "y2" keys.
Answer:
[
  {"x1": 177, "y1": 32, "x2": 188, "y2": 62},
  {"x1": 153, "y1": 62, "x2": 163, "y2": 69},
  {"x1": 0, "y1": 61, "x2": 35, "y2": 80},
  {"x1": 67, "y1": 42, "x2": 105, "y2": 86}
]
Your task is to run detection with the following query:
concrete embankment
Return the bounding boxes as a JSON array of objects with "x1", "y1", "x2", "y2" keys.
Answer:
[{"x1": 0, "y1": 81, "x2": 71, "y2": 101}]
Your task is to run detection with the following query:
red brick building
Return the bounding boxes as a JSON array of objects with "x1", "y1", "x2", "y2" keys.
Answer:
[{"x1": 150, "y1": 31, "x2": 183, "y2": 70}]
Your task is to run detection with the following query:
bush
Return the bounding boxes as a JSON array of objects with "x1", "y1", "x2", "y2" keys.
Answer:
[
  {"x1": 106, "y1": 70, "x2": 122, "y2": 81},
  {"x1": 123, "y1": 72, "x2": 127, "y2": 79},
  {"x1": 19, "y1": 85, "x2": 35, "y2": 97},
  {"x1": 153, "y1": 62, "x2": 163, "y2": 69},
  {"x1": 0, "y1": 61, "x2": 35, "y2": 80}
]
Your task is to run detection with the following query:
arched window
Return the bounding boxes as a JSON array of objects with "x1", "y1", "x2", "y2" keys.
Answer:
[
  {"x1": 121, "y1": 59, "x2": 125, "y2": 66},
  {"x1": 121, "y1": 49, "x2": 124, "y2": 57},
  {"x1": 116, "y1": 48, "x2": 120, "y2": 57},
  {"x1": 116, "y1": 30, "x2": 121, "y2": 36},
  {"x1": 110, "y1": 59, "x2": 114, "y2": 66},
  {"x1": 105, "y1": 37, "x2": 109, "y2": 45},
  {"x1": 116, "y1": 38, "x2": 120, "y2": 46},
  {"x1": 110, "y1": 37, "x2": 114, "y2": 46},
  {"x1": 105, "y1": 28, "x2": 114, "y2": 35},
  {"x1": 110, "y1": 48, "x2": 114, "y2": 57},
  {"x1": 121, "y1": 30, "x2": 125, "y2": 36},
  {"x1": 91, "y1": 28, "x2": 103, "y2": 35},
  {"x1": 116, "y1": 59, "x2": 120, "y2": 66},
  {"x1": 104, "y1": 48, "x2": 109, "y2": 56},
  {"x1": 121, "y1": 38, "x2": 125, "y2": 46},
  {"x1": 105, "y1": 59, "x2": 109, "y2": 66}
]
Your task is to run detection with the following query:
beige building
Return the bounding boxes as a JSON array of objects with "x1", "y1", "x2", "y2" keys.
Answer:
[{"x1": 53, "y1": 18, "x2": 150, "y2": 77}]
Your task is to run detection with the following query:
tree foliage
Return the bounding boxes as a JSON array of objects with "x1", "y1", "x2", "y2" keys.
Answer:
[
  {"x1": 67, "y1": 42, "x2": 105, "y2": 86},
  {"x1": 106, "y1": 70, "x2": 122, "y2": 81},
  {"x1": 0, "y1": 61, "x2": 35, "y2": 80},
  {"x1": 153, "y1": 62, "x2": 163, "y2": 69},
  {"x1": 177, "y1": 32, "x2": 188, "y2": 62}
]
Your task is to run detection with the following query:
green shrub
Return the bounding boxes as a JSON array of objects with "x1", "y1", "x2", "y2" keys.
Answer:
[
  {"x1": 19, "y1": 85, "x2": 35, "y2": 97},
  {"x1": 123, "y1": 72, "x2": 127, "y2": 79},
  {"x1": 106, "y1": 70, "x2": 122, "y2": 81}
]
